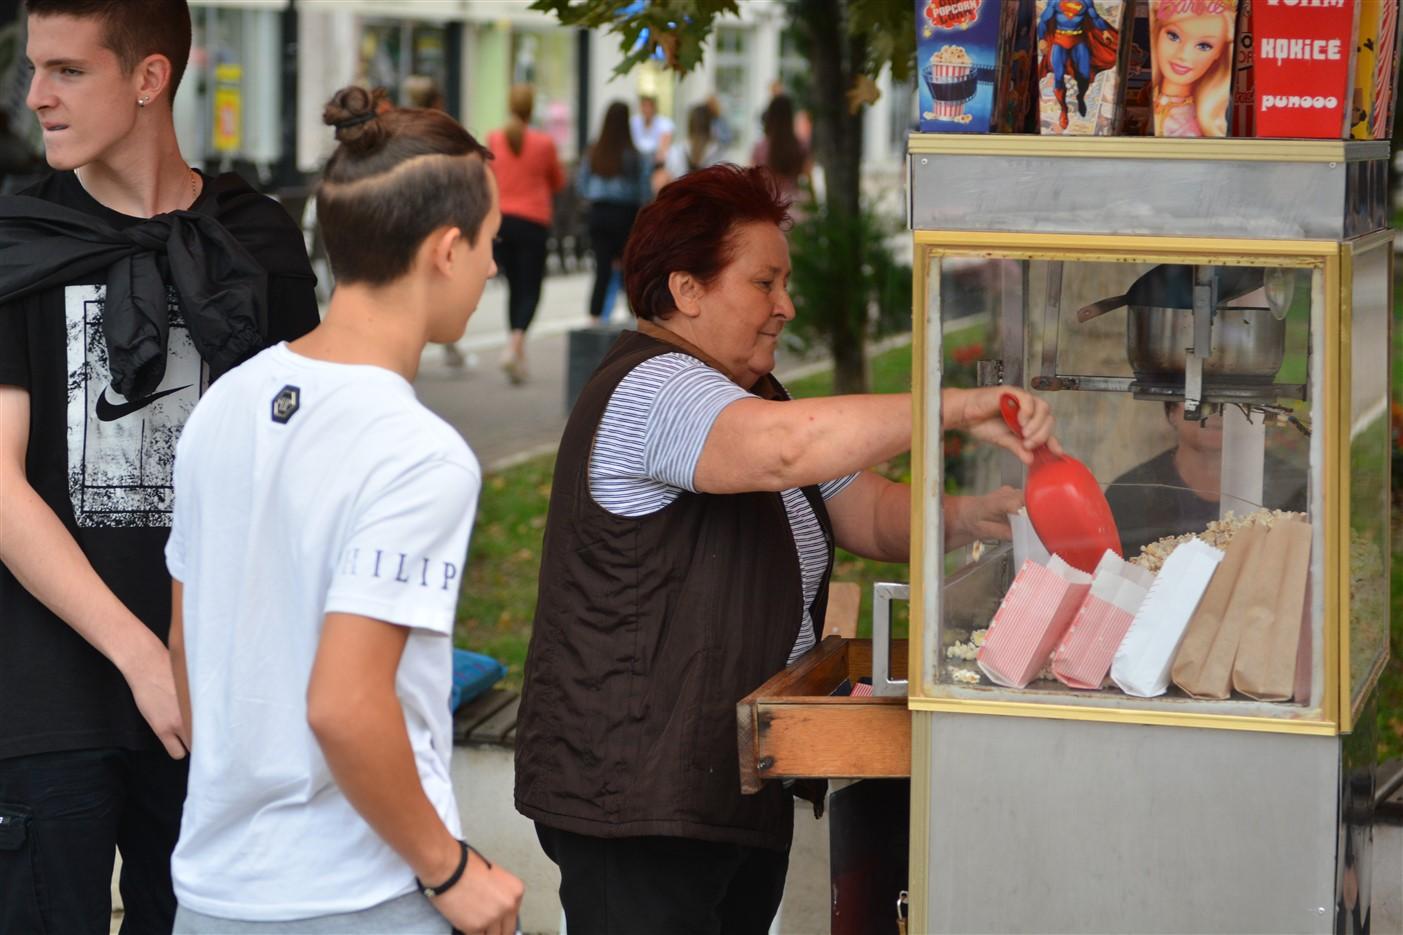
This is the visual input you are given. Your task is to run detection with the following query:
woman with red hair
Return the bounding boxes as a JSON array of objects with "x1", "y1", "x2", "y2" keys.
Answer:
[{"x1": 515, "y1": 165, "x2": 1056, "y2": 933}]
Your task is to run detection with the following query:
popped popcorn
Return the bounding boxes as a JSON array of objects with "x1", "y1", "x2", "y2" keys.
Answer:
[
  {"x1": 929, "y1": 44, "x2": 972, "y2": 67},
  {"x1": 945, "y1": 627, "x2": 989, "y2": 661},
  {"x1": 1129, "y1": 509, "x2": 1307, "y2": 573}
]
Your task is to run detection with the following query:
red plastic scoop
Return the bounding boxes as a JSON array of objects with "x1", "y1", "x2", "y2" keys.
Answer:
[{"x1": 1000, "y1": 393, "x2": 1122, "y2": 574}]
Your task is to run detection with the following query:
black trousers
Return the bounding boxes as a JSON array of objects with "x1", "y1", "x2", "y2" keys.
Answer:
[
  {"x1": 586, "y1": 202, "x2": 639, "y2": 321},
  {"x1": 536, "y1": 823, "x2": 789, "y2": 935},
  {"x1": 0, "y1": 747, "x2": 187, "y2": 935},
  {"x1": 494, "y1": 214, "x2": 550, "y2": 333}
]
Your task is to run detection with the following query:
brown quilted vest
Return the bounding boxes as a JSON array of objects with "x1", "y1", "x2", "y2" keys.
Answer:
[{"x1": 514, "y1": 326, "x2": 832, "y2": 850}]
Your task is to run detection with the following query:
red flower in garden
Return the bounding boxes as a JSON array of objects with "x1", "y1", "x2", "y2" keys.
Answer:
[{"x1": 951, "y1": 343, "x2": 985, "y2": 365}]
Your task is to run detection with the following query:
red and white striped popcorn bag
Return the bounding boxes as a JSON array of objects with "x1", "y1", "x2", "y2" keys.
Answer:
[
  {"x1": 932, "y1": 62, "x2": 973, "y2": 119},
  {"x1": 1051, "y1": 550, "x2": 1157, "y2": 690},
  {"x1": 977, "y1": 556, "x2": 1091, "y2": 689}
]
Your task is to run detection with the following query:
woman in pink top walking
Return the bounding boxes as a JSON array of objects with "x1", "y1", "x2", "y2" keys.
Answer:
[{"x1": 488, "y1": 85, "x2": 566, "y2": 383}]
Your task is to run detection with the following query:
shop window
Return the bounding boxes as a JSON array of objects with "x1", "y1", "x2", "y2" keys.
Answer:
[
  {"x1": 511, "y1": 29, "x2": 578, "y2": 161},
  {"x1": 358, "y1": 20, "x2": 449, "y2": 110},
  {"x1": 713, "y1": 26, "x2": 749, "y2": 159}
]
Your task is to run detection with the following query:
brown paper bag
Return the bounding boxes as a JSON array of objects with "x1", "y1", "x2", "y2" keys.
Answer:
[
  {"x1": 1293, "y1": 573, "x2": 1314, "y2": 705},
  {"x1": 1172, "y1": 523, "x2": 1267, "y2": 699},
  {"x1": 1233, "y1": 519, "x2": 1313, "y2": 701}
]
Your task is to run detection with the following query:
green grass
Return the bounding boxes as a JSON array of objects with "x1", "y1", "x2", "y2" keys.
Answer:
[
  {"x1": 455, "y1": 456, "x2": 554, "y2": 690},
  {"x1": 1375, "y1": 308, "x2": 1403, "y2": 760}
]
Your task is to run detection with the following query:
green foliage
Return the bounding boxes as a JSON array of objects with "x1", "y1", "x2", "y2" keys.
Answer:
[
  {"x1": 455, "y1": 455, "x2": 557, "y2": 690},
  {"x1": 532, "y1": 0, "x2": 914, "y2": 83},
  {"x1": 530, "y1": 0, "x2": 740, "y2": 75},
  {"x1": 844, "y1": 0, "x2": 917, "y2": 82},
  {"x1": 785, "y1": 198, "x2": 912, "y2": 351}
]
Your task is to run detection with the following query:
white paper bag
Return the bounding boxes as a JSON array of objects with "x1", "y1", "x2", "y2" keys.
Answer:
[
  {"x1": 1111, "y1": 539, "x2": 1224, "y2": 698},
  {"x1": 1009, "y1": 507, "x2": 1051, "y2": 569}
]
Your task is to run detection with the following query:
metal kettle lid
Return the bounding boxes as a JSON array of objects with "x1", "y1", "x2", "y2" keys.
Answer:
[{"x1": 1121, "y1": 264, "x2": 1265, "y2": 311}]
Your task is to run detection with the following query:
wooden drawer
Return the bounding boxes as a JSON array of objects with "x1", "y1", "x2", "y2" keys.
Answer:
[{"x1": 736, "y1": 636, "x2": 910, "y2": 793}]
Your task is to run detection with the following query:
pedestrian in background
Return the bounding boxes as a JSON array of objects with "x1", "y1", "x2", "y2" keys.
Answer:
[
  {"x1": 403, "y1": 77, "x2": 471, "y2": 370},
  {"x1": 660, "y1": 103, "x2": 725, "y2": 187},
  {"x1": 705, "y1": 93, "x2": 733, "y2": 154},
  {"x1": 578, "y1": 101, "x2": 650, "y2": 323},
  {"x1": 751, "y1": 94, "x2": 811, "y2": 209},
  {"x1": 0, "y1": 110, "x2": 41, "y2": 194},
  {"x1": 629, "y1": 93, "x2": 673, "y2": 169},
  {"x1": 488, "y1": 84, "x2": 565, "y2": 384}
]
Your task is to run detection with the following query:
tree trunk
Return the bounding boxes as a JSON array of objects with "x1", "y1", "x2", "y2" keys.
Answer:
[{"x1": 796, "y1": 0, "x2": 869, "y2": 394}]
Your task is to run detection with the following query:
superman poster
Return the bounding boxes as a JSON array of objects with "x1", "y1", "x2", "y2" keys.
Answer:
[{"x1": 1036, "y1": 0, "x2": 1129, "y2": 135}]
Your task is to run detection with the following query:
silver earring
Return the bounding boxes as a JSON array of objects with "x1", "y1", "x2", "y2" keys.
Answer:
[{"x1": 138, "y1": 97, "x2": 149, "y2": 108}]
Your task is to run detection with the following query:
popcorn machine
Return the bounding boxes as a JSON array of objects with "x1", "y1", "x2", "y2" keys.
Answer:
[{"x1": 903, "y1": 136, "x2": 1392, "y2": 933}]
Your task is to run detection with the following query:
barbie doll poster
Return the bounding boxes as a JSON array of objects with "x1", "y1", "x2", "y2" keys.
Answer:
[
  {"x1": 1035, "y1": 0, "x2": 1129, "y2": 135},
  {"x1": 916, "y1": 0, "x2": 1004, "y2": 132},
  {"x1": 1251, "y1": 1, "x2": 1356, "y2": 138},
  {"x1": 1148, "y1": 0, "x2": 1237, "y2": 137}
]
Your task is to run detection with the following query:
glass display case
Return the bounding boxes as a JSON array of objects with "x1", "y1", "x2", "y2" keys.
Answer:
[
  {"x1": 907, "y1": 139, "x2": 1392, "y2": 736},
  {"x1": 903, "y1": 135, "x2": 1392, "y2": 935}
]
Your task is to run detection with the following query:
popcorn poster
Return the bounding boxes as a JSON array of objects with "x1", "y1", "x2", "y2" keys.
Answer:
[
  {"x1": 916, "y1": 0, "x2": 1004, "y2": 132},
  {"x1": 1035, "y1": 0, "x2": 1129, "y2": 135}
]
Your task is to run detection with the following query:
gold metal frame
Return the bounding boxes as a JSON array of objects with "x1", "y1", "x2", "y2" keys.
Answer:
[
  {"x1": 908, "y1": 231, "x2": 1345, "y2": 735},
  {"x1": 1338, "y1": 231, "x2": 1396, "y2": 731},
  {"x1": 1327, "y1": 249, "x2": 1346, "y2": 733},
  {"x1": 908, "y1": 133, "x2": 1386, "y2": 163}
]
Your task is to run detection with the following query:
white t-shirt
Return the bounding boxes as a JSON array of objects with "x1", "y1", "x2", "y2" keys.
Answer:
[
  {"x1": 629, "y1": 112, "x2": 675, "y2": 157},
  {"x1": 588, "y1": 352, "x2": 857, "y2": 664},
  {"x1": 663, "y1": 141, "x2": 724, "y2": 179},
  {"x1": 165, "y1": 343, "x2": 480, "y2": 921}
]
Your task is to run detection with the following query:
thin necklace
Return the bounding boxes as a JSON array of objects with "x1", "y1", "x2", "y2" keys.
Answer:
[{"x1": 188, "y1": 168, "x2": 199, "y2": 206}]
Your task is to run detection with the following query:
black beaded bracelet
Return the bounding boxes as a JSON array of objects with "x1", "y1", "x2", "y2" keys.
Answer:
[{"x1": 417, "y1": 839, "x2": 472, "y2": 898}]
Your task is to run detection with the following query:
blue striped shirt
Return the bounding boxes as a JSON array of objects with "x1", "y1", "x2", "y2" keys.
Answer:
[{"x1": 589, "y1": 353, "x2": 857, "y2": 664}]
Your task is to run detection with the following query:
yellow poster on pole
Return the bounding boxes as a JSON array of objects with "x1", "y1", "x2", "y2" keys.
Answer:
[{"x1": 213, "y1": 64, "x2": 242, "y2": 152}]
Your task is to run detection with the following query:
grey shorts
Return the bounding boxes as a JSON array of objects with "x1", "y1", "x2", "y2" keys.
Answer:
[{"x1": 172, "y1": 890, "x2": 450, "y2": 934}]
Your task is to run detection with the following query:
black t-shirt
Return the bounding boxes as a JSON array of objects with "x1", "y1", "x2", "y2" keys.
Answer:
[
  {"x1": 1104, "y1": 447, "x2": 1308, "y2": 561},
  {"x1": 0, "y1": 170, "x2": 319, "y2": 759}
]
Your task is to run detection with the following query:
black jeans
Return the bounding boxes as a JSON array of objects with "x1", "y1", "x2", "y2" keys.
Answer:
[
  {"x1": 0, "y1": 747, "x2": 187, "y2": 935},
  {"x1": 494, "y1": 214, "x2": 550, "y2": 333},
  {"x1": 586, "y1": 202, "x2": 639, "y2": 321},
  {"x1": 535, "y1": 823, "x2": 789, "y2": 935}
]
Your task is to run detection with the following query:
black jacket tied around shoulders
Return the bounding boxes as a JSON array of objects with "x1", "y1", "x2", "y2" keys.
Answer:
[{"x1": 0, "y1": 176, "x2": 274, "y2": 398}]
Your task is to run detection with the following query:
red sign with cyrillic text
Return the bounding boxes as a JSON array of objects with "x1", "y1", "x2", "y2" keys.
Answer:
[{"x1": 1252, "y1": 0, "x2": 1357, "y2": 138}]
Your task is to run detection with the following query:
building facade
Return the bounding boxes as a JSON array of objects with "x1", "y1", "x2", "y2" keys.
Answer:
[{"x1": 0, "y1": 0, "x2": 914, "y2": 190}]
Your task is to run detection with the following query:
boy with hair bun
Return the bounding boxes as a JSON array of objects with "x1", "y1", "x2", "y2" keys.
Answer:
[{"x1": 165, "y1": 86, "x2": 523, "y2": 934}]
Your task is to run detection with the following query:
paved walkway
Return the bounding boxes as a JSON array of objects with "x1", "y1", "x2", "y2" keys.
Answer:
[{"x1": 414, "y1": 269, "x2": 831, "y2": 472}]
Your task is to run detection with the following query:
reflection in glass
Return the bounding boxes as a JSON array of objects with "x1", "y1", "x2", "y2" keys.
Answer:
[
  {"x1": 1348, "y1": 243, "x2": 1391, "y2": 713},
  {"x1": 930, "y1": 252, "x2": 1321, "y2": 717}
]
